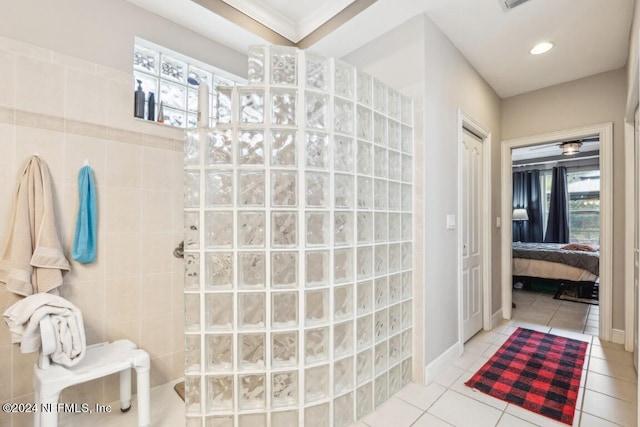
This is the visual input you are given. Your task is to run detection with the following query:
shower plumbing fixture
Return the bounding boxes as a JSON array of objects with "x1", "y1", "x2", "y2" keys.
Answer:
[{"x1": 173, "y1": 241, "x2": 184, "y2": 258}]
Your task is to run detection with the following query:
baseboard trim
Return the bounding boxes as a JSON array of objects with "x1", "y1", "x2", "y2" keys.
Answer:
[
  {"x1": 611, "y1": 329, "x2": 625, "y2": 345},
  {"x1": 424, "y1": 342, "x2": 459, "y2": 385},
  {"x1": 491, "y1": 309, "x2": 504, "y2": 329}
]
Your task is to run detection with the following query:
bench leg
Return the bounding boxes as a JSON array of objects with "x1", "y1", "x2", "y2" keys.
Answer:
[
  {"x1": 135, "y1": 365, "x2": 150, "y2": 427},
  {"x1": 132, "y1": 349, "x2": 151, "y2": 427},
  {"x1": 119, "y1": 369, "x2": 132, "y2": 412},
  {"x1": 37, "y1": 392, "x2": 61, "y2": 427}
]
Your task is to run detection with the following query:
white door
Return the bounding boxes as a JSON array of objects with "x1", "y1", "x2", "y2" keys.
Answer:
[
  {"x1": 634, "y1": 107, "x2": 639, "y2": 372},
  {"x1": 462, "y1": 129, "x2": 483, "y2": 342}
]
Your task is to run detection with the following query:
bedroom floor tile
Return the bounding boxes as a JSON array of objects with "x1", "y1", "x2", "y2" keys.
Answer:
[
  {"x1": 516, "y1": 313, "x2": 554, "y2": 325},
  {"x1": 554, "y1": 310, "x2": 589, "y2": 320},
  {"x1": 548, "y1": 321, "x2": 585, "y2": 333}
]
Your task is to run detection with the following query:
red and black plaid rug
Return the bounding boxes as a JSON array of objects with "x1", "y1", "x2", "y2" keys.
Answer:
[{"x1": 465, "y1": 327, "x2": 588, "y2": 425}]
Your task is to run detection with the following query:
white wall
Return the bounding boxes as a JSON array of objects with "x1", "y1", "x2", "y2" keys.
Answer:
[
  {"x1": 502, "y1": 68, "x2": 628, "y2": 330},
  {"x1": 344, "y1": 14, "x2": 502, "y2": 369}
]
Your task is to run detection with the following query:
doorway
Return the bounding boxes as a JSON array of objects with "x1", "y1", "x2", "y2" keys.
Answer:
[
  {"x1": 500, "y1": 123, "x2": 613, "y2": 341},
  {"x1": 511, "y1": 139, "x2": 601, "y2": 334}
]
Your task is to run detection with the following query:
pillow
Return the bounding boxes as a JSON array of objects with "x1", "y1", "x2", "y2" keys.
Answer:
[{"x1": 561, "y1": 243, "x2": 596, "y2": 252}]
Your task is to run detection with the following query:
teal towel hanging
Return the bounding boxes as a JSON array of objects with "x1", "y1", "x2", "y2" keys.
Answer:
[{"x1": 72, "y1": 166, "x2": 97, "y2": 263}]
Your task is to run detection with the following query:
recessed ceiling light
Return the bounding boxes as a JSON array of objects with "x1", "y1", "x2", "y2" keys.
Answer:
[{"x1": 530, "y1": 42, "x2": 554, "y2": 55}]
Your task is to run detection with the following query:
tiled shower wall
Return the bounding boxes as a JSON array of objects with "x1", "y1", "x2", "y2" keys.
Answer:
[
  {"x1": 183, "y1": 46, "x2": 413, "y2": 426},
  {"x1": 0, "y1": 35, "x2": 185, "y2": 427}
]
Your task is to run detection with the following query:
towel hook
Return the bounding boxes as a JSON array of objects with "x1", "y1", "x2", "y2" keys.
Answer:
[{"x1": 83, "y1": 159, "x2": 90, "y2": 167}]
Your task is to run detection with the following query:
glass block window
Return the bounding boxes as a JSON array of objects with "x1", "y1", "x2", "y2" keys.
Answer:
[{"x1": 133, "y1": 37, "x2": 245, "y2": 128}]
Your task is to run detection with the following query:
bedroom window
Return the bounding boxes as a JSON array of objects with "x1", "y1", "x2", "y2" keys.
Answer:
[
  {"x1": 133, "y1": 37, "x2": 245, "y2": 128},
  {"x1": 567, "y1": 169, "x2": 600, "y2": 243},
  {"x1": 540, "y1": 168, "x2": 600, "y2": 244}
]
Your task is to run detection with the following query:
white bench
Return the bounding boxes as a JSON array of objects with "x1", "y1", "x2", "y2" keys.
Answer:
[{"x1": 32, "y1": 315, "x2": 150, "y2": 427}]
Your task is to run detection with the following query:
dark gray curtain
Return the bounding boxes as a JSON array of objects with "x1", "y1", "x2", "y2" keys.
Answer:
[
  {"x1": 544, "y1": 166, "x2": 570, "y2": 243},
  {"x1": 512, "y1": 170, "x2": 544, "y2": 242}
]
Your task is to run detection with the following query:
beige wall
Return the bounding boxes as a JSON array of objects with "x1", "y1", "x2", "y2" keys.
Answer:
[
  {"x1": 1, "y1": 0, "x2": 247, "y2": 77},
  {"x1": 0, "y1": 2, "x2": 249, "y2": 425},
  {"x1": 344, "y1": 14, "x2": 503, "y2": 368},
  {"x1": 502, "y1": 68, "x2": 628, "y2": 330},
  {"x1": 627, "y1": 0, "x2": 640, "y2": 92},
  {"x1": 0, "y1": 35, "x2": 185, "y2": 427}
]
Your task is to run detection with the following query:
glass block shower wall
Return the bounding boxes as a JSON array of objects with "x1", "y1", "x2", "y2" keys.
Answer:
[{"x1": 183, "y1": 46, "x2": 413, "y2": 427}]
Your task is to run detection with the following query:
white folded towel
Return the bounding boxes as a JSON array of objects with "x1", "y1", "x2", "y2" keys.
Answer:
[{"x1": 3, "y1": 293, "x2": 86, "y2": 367}]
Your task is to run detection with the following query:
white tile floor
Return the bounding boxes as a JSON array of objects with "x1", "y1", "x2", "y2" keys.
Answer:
[
  {"x1": 58, "y1": 291, "x2": 637, "y2": 427},
  {"x1": 354, "y1": 290, "x2": 637, "y2": 427}
]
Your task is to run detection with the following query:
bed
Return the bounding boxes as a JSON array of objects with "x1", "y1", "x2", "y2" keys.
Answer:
[{"x1": 512, "y1": 242, "x2": 599, "y2": 284}]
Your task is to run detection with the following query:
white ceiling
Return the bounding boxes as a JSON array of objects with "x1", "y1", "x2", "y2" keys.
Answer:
[
  {"x1": 426, "y1": 0, "x2": 635, "y2": 97},
  {"x1": 220, "y1": 0, "x2": 356, "y2": 42},
  {"x1": 126, "y1": 0, "x2": 635, "y2": 98}
]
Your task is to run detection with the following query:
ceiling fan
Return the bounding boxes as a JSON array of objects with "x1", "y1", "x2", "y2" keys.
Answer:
[{"x1": 529, "y1": 136, "x2": 599, "y2": 156}]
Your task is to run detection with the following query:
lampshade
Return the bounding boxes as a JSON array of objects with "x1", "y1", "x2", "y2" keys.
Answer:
[{"x1": 512, "y1": 208, "x2": 529, "y2": 221}]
